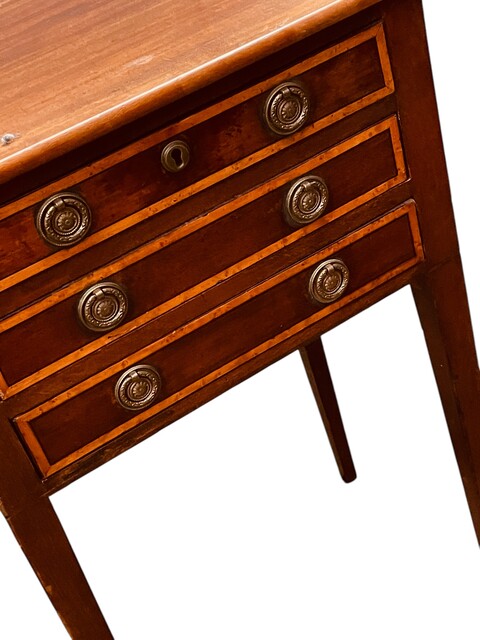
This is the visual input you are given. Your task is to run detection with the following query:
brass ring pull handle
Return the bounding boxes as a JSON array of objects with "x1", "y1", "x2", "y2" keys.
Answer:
[
  {"x1": 161, "y1": 140, "x2": 191, "y2": 172},
  {"x1": 115, "y1": 365, "x2": 162, "y2": 411},
  {"x1": 263, "y1": 81, "x2": 310, "y2": 135},
  {"x1": 36, "y1": 192, "x2": 92, "y2": 247},
  {"x1": 284, "y1": 175, "x2": 329, "y2": 227},
  {"x1": 77, "y1": 282, "x2": 128, "y2": 332},
  {"x1": 309, "y1": 258, "x2": 349, "y2": 304}
]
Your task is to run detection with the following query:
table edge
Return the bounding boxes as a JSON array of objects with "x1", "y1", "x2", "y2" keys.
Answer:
[{"x1": 0, "y1": 0, "x2": 380, "y2": 186}]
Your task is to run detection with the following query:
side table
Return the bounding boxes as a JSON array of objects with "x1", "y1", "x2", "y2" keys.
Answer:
[{"x1": 1, "y1": 0, "x2": 479, "y2": 637}]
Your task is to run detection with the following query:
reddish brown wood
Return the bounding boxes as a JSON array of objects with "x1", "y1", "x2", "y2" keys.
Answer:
[
  {"x1": 7, "y1": 180, "x2": 412, "y2": 416},
  {"x1": 0, "y1": 95, "x2": 398, "y2": 318},
  {"x1": 382, "y1": 0, "x2": 480, "y2": 542},
  {"x1": 412, "y1": 266, "x2": 480, "y2": 539},
  {"x1": 300, "y1": 337, "x2": 357, "y2": 482},
  {"x1": 16, "y1": 206, "x2": 420, "y2": 476},
  {"x1": 2, "y1": 0, "x2": 480, "y2": 637},
  {"x1": 7, "y1": 501, "x2": 114, "y2": 639},
  {"x1": 0, "y1": 123, "x2": 401, "y2": 389},
  {"x1": 0, "y1": 5, "x2": 385, "y2": 208},
  {"x1": 0, "y1": 30, "x2": 387, "y2": 277},
  {"x1": 0, "y1": 408, "x2": 113, "y2": 639},
  {"x1": 45, "y1": 261, "x2": 421, "y2": 494},
  {"x1": 0, "y1": 0, "x2": 381, "y2": 184}
]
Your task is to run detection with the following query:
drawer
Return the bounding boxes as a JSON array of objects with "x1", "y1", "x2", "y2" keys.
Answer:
[
  {"x1": 0, "y1": 24, "x2": 393, "y2": 312},
  {"x1": 15, "y1": 201, "x2": 424, "y2": 477},
  {"x1": 0, "y1": 104, "x2": 400, "y2": 319},
  {"x1": 0, "y1": 117, "x2": 406, "y2": 399}
]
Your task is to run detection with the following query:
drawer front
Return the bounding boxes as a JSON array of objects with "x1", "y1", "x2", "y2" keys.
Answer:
[
  {"x1": 0, "y1": 117, "x2": 406, "y2": 398},
  {"x1": 0, "y1": 24, "x2": 393, "y2": 310},
  {"x1": 15, "y1": 202, "x2": 423, "y2": 477}
]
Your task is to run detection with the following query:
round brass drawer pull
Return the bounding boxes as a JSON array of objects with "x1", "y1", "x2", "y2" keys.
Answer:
[
  {"x1": 115, "y1": 364, "x2": 161, "y2": 411},
  {"x1": 161, "y1": 139, "x2": 190, "y2": 172},
  {"x1": 263, "y1": 81, "x2": 310, "y2": 136},
  {"x1": 36, "y1": 192, "x2": 92, "y2": 248},
  {"x1": 284, "y1": 175, "x2": 328, "y2": 227},
  {"x1": 309, "y1": 258, "x2": 349, "y2": 304},
  {"x1": 77, "y1": 282, "x2": 128, "y2": 332}
]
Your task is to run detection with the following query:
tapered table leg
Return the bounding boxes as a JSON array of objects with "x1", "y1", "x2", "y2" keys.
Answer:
[
  {"x1": 0, "y1": 409, "x2": 114, "y2": 639},
  {"x1": 5, "y1": 497, "x2": 114, "y2": 639},
  {"x1": 300, "y1": 337, "x2": 357, "y2": 483},
  {"x1": 412, "y1": 261, "x2": 480, "y2": 543}
]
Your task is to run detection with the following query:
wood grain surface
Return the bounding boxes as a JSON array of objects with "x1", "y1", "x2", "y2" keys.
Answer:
[
  {"x1": 0, "y1": 22, "x2": 392, "y2": 307},
  {"x1": 382, "y1": 0, "x2": 480, "y2": 543},
  {"x1": 15, "y1": 201, "x2": 423, "y2": 476},
  {"x1": 0, "y1": 97, "x2": 399, "y2": 323},
  {"x1": 3, "y1": 1, "x2": 480, "y2": 637},
  {"x1": 0, "y1": 117, "x2": 405, "y2": 398},
  {"x1": 0, "y1": 0, "x2": 380, "y2": 184}
]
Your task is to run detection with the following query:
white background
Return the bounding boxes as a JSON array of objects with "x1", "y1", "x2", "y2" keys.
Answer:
[{"x1": 2, "y1": 1, "x2": 480, "y2": 637}]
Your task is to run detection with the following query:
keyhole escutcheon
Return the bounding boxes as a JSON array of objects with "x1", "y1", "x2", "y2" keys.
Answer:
[{"x1": 161, "y1": 140, "x2": 191, "y2": 172}]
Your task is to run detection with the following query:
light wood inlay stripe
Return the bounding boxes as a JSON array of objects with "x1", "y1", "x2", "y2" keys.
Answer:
[
  {"x1": 0, "y1": 84, "x2": 394, "y2": 295},
  {"x1": 0, "y1": 371, "x2": 8, "y2": 399},
  {"x1": 0, "y1": 23, "x2": 396, "y2": 311},
  {"x1": 16, "y1": 201, "x2": 423, "y2": 478},
  {"x1": 19, "y1": 203, "x2": 422, "y2": 477},
  {"x1": 18, "y1": 202, "x2": 419, "y2": 419},
  {"x1": 2, "y1": 117, "x2": 406, "y2": 397},
  {"x1": 0, "y1": 116, "x2": 403, "y2": 334},
  {"x1": 376, "y1": 25, "x2": 395, "y2": 93},
  {"x1": 0, "y1": 23, "x2": 390, "y2": 222}
]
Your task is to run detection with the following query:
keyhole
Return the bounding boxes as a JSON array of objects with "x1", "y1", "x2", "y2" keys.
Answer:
[
  {"x1": 171, "y1": 146, "x2": 184, "y2": 168},
  {"x1": 161, "y1": 140, "x2": 191, "y2": 172}
]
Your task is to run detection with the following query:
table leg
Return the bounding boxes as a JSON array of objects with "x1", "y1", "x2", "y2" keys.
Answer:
[
  {"x1": 300, "y1": 337, "x2": 357, "y2": 483},
  {"x1": 412, "y1": 262, "x2": 480, "y2": 544},
  {"x1": 0, "y1": 409, "x2": 113, "y2": 639},
  {"x1": 4, "y1": 496, "x2": 114, "y2": 639}
]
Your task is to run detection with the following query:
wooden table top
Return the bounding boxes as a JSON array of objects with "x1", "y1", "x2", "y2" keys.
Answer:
[{"x1": 0, "y1": 0, "x2": 379, "y2": 185}]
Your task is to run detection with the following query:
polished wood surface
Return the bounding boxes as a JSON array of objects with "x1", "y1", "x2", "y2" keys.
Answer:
[
  {"x1": 0, "y1": 0, "x2": 380, "y2": 183},
  {"x1": 383, "y1": 0, "x2": 480, "y2": 541},
  {"x1": 16, "y1": 203, "x2": 422, "y2": 477},
  {"x1": 0, "y1": 23, "x2": 392, "y2": 308},
  {"x1": 0, "y1": 117, "x2": 405, "y2": 399},
  {"x1": 1, "y1": 0, "x2": 480, "y2": 637},
  {"x1": 0, "y1": 405, "x2": 113, "y2": 638}
]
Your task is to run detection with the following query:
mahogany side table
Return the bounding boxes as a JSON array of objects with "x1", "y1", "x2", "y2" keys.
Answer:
[{"x1": 1, "y1": 0, "x2": 479, "y2": 637}]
